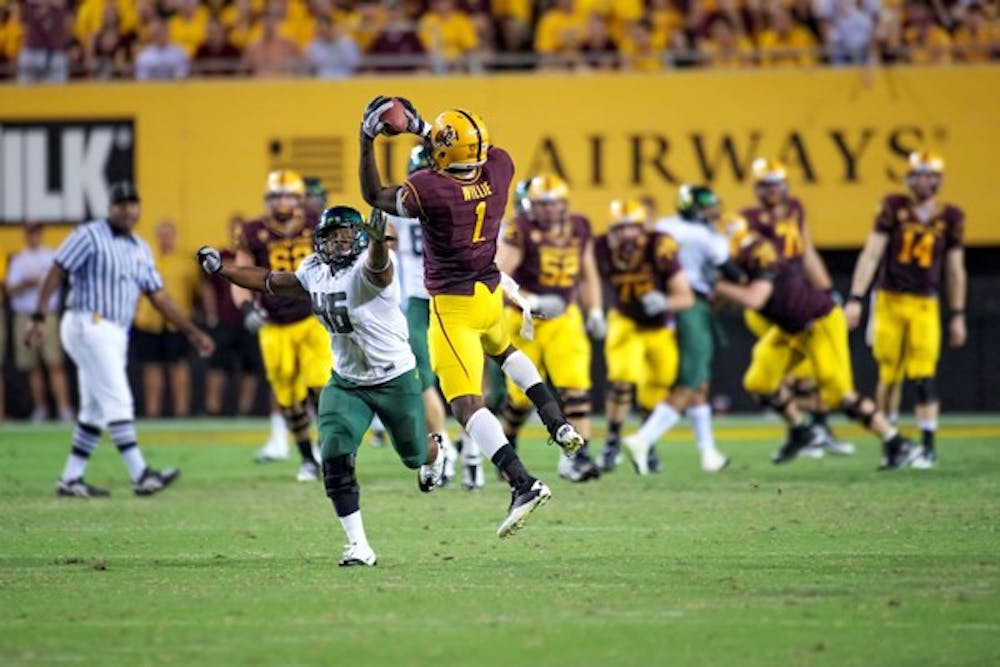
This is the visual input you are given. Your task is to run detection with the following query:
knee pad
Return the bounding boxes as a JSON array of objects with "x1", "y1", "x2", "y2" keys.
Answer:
[
  {"x1": 608, "y1": 382, "x2": 634, "y2": 405},
  {"x1": 501, "y1": 398, "x2": 532, "y2": 428},
  {"x1": 758, "y1": 388, "x2": 791, "y2": 412},
  {"x1": 281, "y1": 403, "x2": 310, "y2": 435},
  {"x1": 842, "y1": 396, "x2": 875, "y2": 428},
  {"x1": 322, "y1": 454, "x2": 359, "y2": 515},
  {"x1": 557, "y1": 388, "x2": 591, "y2": 421},
  {"x1": 791, "y1": 378, "x2": 817, "y2": 399},
  {"x1": 913, "y1": 377, "x2": 937, "y2": 405}
]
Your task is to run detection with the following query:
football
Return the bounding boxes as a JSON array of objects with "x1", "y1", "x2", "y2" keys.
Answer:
[{"x1": 380, "y1": 98, "x2": 408, "y2": 134}]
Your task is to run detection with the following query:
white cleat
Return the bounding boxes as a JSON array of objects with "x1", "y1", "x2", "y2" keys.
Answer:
[
  {"x1": 254, "y1": 439, "x2": 290, "y2": 463},
  {"x1": 822, "y1": 438, "x2": 856, "y2": 456},
  {"x1": 418, "y1": 435, "x2": 447, "y2": 493},
  {"x1": 442, "y1": 439, "x2": 458, "y2": 486},
  {"x1": 553, "y1": 423, "x2": 585, "y2": 456},
  {"x1": 700, "y1": 447, "x2": 730, "y2": 473},
  {"x1": 338, "y1": 542, "x2": 378, "y2": 567},
  {"x1": 623, "y1": 434, "x2": 651, "y2": 475},
  {"x1": 497, "y1": 480, "x2": 552, "y2": 539},
  {"x1": 296, "y1": 461, "x2": 319, "y2": 482}
]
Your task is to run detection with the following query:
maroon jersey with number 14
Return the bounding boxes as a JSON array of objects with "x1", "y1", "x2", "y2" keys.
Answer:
[
  {"x1": 399, "y1": 146, "x2": 515, "y2": 296},
  {"x1": 235, "y1": 212, "x2": 317, "y2": 324},
  {"x1": 874, "y1": 194, "x2": 964, "y2": 296}
]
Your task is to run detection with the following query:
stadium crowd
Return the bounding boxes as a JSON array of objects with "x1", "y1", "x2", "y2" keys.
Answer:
[{"x1": 0, "y1": 0, "x2": 998, "y2": 81}]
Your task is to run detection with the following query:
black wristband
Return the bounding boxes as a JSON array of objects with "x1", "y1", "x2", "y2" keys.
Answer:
[
  {"x1": 847, "y1": 294, "x2": 864, "y2": 304},
  {"x1": 950, "y1": 309, "x2": 965, "y2": 318},
  {"x1": 239, "y1": 301, "x2": 255, "y2": 316},
  {"x1": 31, "y1": 311, "x2": 46, "y2": 323}
]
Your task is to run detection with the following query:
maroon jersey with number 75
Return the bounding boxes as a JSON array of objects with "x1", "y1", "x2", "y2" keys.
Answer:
[{"x1": 399, "y1": 146, "x2": 515, "y2": 296}]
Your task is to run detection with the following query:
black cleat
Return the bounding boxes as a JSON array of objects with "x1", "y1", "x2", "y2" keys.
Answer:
[
  {"x1": 878, "y1": 436, "x2": 922, "y2": 471},
  {"x1": 497, "y1": 479, "x2": 551, "y2": 538},
  {"x1": 647, "y1": 445, "x2": 662, "y2": 473},
  {"x1": 771, "y1": 425, "x2": 824, "y2": 464},
  {"x1": 56, "y1": 478, "x2": 110, "y2": 498},
  {"x1": 557, "y1": 451, "x2": 601, "y2": 482},
  {"x1": 133, "y1": 467, "x2": 181, "y2": 496}
]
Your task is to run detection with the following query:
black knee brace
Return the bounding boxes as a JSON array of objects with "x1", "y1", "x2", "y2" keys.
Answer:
[
  {"x1": 557, "y1": 388, "x2": 591, "y2": 422},
  {"x1": 913, "y1": 377, "x2": 937, "y2": 405},
  {"x1": 322, "y1": 454, "x2": 359, "y2": 517},
  {"x1": 759, "y1": 389, "x2": 791, "y2": 412},
  {"x1": 791, "y1": 379, "x2": 817, "y2": 399},
  {"x1": 608, "y1": 382, "x2": 634, "y2": 405},
  {"x1": 281, "y1": 403, "x2": 311, "y2": 435},
  {"x1": 842, "y1": 396, "x2": 875, "y2": 428}
]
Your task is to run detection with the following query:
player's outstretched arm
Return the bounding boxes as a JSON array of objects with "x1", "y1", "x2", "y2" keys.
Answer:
[
  {"x1": 945, "y1": 247, "x2": 967, "y2": 347},
  {"x1": 714, "y1": 278, "x2": 774, "y2": 311},
  {"x1": 801, "y1": 225, "x2": 833, "y2": 291},
  {"x1": 23, "y1": 262, "x2": 67, "y2": 349},
  {"x1": 844, "y1": 230, "x2": 889, "y2": 328},
  {"x1": 362, "y1": 209, "x2": 394, "y2": 289},
  {"x1": 197, "y1": 246, "x2": 308, "y2": 299}
]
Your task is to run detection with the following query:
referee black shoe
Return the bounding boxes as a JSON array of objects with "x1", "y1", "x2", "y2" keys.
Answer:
[
  {"x1": 56, "y1": 478, "x2": 110, "y2": 498},
  {"x1": 133, "y1": 467, "x2": 181, "y2": 496}
]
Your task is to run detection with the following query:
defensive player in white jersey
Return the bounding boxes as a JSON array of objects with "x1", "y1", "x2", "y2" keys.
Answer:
[
  {"x1": 623, "y1": 185, "x2": 733, "y2": 473},
  {"x1": 387, "y1": 145, "x2": 458, "y2": 485},
  {"x1": 198, "y1": 205, "x2": 446, "y2": 567}
]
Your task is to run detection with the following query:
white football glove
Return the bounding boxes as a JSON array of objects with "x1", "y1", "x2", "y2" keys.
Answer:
[
  {"x1": 526, "y1": 293, "x2": 567, "y2": 320},
  {"x1": 197, "y1": 246, "x2": 222, "y2": 275},
  {"x1": 364, "y1": 208, "x2": 387, "y2": 242},
  {"x1": 640, "y1": 290, "x2": 671, "y2": 317},
  {"x1": 396, "y1": 97, "x2": 432, "y2": 138},
  {"x1": 239, "y1": 301, "x2": 267, "y2": 333},
  {"x1": 360, "y1": 95, "x2": 395, "y2": 139},
  {"x1": 586, "y1": 308, "x2": 607, "y2": 340}
]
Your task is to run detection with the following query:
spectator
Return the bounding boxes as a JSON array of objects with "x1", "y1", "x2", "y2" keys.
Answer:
[
  {"x1": 74, "y1": 0, "x2": 138, "y2": 47},
  {"x1": 419, "y1": 0, "x2": 480, "y2": 72},
  {"x1": 619, "y1": 19, "x2": 664, "y2": 71},
  {"x1": 200, "y1": 216, "x2": 262, "y2": 417},
  {"x1": 5, "y1": 223, "x2": 74, "y2": 422},
  {"x1": 135, "y1": 17, "x2": 189, "y2": 80},
  {"x1": 462, "y1": 0, "x2": 497, "y2": 56},
  {"x1": 1, "y1": 4, "x2": 24, "y2": 79},
  {"x1": 192, "y1": 15, "x2": 242, "y2": 76},
  {"x1": 534, "y1": 0, "x2": 588, "y2": 69},
  {"x1": 580, "y1": 12, "x2": 618, "y2": 70},
  {"x1": 169, "y1": 0, "x2": 210, "y2": 58},
  {"x1": 348, "y1": 1, "x2": 388, "y2": 53},
  {"x1": 306, "y1": 13, "x2": 360, "y2": 78},
  {"x1": 132, "y1": 219, "x2": 201, "y2": 418},
  {"x1": 902, "y1": 1, "x2": 953, "y2": 64},
  {"x1": 87, "y1": 4, "x2": 133, "y2": 79},
  {"x1": 0, "y1": 250, "x2": 8, "y2": 423},
  {"x1": 223, "y1": 0, "x2": 256, "y2": 50},
  {"x1": 951, "y1": 1, "x2": 998, "y2": 62},
  {"x1": 648, "y1": 0, "x2": 685, "y2": 48},
  {"x1": 815, "y1": 0, "x2": 879, "y2": 64},
  {"x1": 366, "y1": 0, "x2": 427, "y2": 73},
  {"x1": 242, "y1": 6, "x2": 303, "y2": 77},
  {"x1": 247, "y1": 0, "x2": 313, "y2": 51},
  {"x1": 758, "y1": 5, "x2": 819, "y2": 66},
  {"x1": 699, "y1": 13, "x2": 754, "y2": 67},
  {"x1": 17, "y1": 0, "x2": 70, "y2": 83},
  {"x1": 492, "y1": 0, "x2": 532, "y2": 54}
]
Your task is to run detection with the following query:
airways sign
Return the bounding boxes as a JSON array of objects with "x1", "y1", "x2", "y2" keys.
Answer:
[{"x1": 0, "y1": 119, "x2": 135, "y2": 224}]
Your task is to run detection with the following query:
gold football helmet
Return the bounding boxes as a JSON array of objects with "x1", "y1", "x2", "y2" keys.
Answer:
[
  {"x1": 751, "y1": 157, "x2": 788, "y2": 206},
  {"x1": 527, "y1": 175, "x2": 569, "y2": 226},
  {"x1": 428, "y1": 109, "x2": 490, "y2": 171},
  {"x1": 265, "y1": 169, "x2": 305, "y2": 221},
  {"x1": 906, "y1": 150, "x2": 944, "y2": 200},
  {"x1": 907, "y1": 150, "x2": 945, "y2": 175},
  {"x1": 609, "y1": 199, "x2": 648, "y2": 226}
]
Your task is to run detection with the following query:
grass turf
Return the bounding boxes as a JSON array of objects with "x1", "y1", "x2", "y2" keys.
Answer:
[{"x1": 1, "y1": 417, "x2": 998, "y2": 667}]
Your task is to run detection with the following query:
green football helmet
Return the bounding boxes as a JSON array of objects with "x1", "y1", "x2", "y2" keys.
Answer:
[
  {"x1": 408, "y1": 145, "x2": 430, "y2": 175},
  {"x1": 315, "y1": 205, "x2": 368, "y2": 268},
  {"x1": 676, "y1": 184, "x2": 721, "y2": 224},
  {"x1": 513, "y1": 177, "x2": 532, "y2": 215}
]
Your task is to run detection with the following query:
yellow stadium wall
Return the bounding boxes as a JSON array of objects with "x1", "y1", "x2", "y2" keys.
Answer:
[{"x1": 2, "y1": 65, "x2": 999, "y2": 258}]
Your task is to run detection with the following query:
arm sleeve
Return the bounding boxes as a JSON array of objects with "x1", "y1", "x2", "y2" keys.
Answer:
[
  {"x1": 54, "y1": 226, "x2": 95, "y2": 273},
  {"x1": 139, "y1": 260, "x2": 165, "y2": 294},
  {"x1": 399, "y1": 180, "x2": 424, "y2": 219},
  {"x1": 874, "y1": 198, "x2": 895, "y2": 234}
]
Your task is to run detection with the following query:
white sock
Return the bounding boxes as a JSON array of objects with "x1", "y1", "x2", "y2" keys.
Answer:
[
  {"x1": 688, "y1": 403, "x2": 716, "y2": 452},
  {"x1": 436, "y1": 430, "x2": 456, "y2": 455},
  {"x1": 269, "y1": 411, "x2": 287, "y2": 441},
  {"x1": 370, "y1": 413, "x2": 386, "y2": 434},
  {"x1": 635, "y1": 403, "x2": 680, "y2": 447},
  {"x1": 459, "y1": 428, "x2": 481, "y2": 463},
  {"x1": 61, "y1": 453, "x2": 89, "y2": 481},
  {"x1": 883, "y1": 427, "x2": 899, "y2": 442},
  {"x1": 500, "y1": 351, "x2": 544, "y2": 392},
  {"x1": 465, "y1": 408, "x2": 508, "y2": 460},
  {"x1": 338, "y1": 510, "x2": 370, "y2": 548},
  {"x1": 888, "y1": 411, "x2": 899, "y2": 426},
  {"x1": 119, "y1": 447, "x2": 148, "y2": 481},
  {"x1": 918, "y1": 419, "x2": 937, "y2": 432}
]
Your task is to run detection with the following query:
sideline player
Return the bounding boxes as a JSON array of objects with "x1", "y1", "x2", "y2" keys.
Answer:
[
  {"x1": 594, "y1": 199, "x2": 697, "y2": 472},
  {"x1": 388, "y1": 144, "x2": 458, "y2": 485},
  {"x1": 740, "y1": 158, "x2": 854, "y2": 457},
  {"x1": 496, "y1": 174, "x2": 606, "y2": 483},
  {"x1": 233, "y1": 170, "x2": 333, "y2": 481},
  {"x1": 620, "y1": 187, "x2": 730, "y2": 474},
  {"x1": 714, "y1": 232, "x2": 921, "y2": 469},
  {"x1": 844, "y1": 151, "x2": 966, "y2": 468},
  {"x1": 199, "y1": 205, "x2": 445, "y2": 566},
  {"x1": 359, "y1": 96, "x2": 585, "y2": 537},
  {"x1": 25, "y1": 181, "x2": 214, "y2": 497}
]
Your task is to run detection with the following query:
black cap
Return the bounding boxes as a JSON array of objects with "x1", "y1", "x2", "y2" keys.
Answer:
[{"x1": 108, "y1": 181, "x2": 140, "y2": 204}]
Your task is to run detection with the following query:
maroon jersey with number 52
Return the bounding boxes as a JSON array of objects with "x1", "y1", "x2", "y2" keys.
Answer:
[
  {"x1": 873, "y1": 194, "x2": 964, "y2": 296},
  {"x1": 399, "y1": 146, "x2": 515, "y2": 296}
]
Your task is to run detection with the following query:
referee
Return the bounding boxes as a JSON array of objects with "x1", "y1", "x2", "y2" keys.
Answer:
[{"x1": 24, "y1": 181, "x2": 214, "y2": 497}]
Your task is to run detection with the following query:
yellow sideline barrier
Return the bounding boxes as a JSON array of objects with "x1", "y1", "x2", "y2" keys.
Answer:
[{"x1": 2, "y1": 65, "x2": 998, "y2": 256}]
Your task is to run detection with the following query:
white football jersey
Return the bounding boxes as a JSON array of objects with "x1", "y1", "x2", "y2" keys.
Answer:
[
  {"x1": 654, "y1": 216, "x2": 730, "y2": 296},
  {"x1": 389, "y1": 213, "x2": 428, "y2": 301},
  {"x1": 295, "y1": 249, "x2": 415, "y2": 385}
]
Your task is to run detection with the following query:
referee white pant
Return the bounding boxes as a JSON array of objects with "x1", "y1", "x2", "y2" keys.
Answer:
[{"x1": 60, "y1": 311, "x2": 134, "y2": 427}]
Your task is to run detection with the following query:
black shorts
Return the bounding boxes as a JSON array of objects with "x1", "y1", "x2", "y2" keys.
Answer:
[
  {"x1": 208, "y1": 325, "x2": 262, "y2": 373},
  {"x1": 132, "y1": 330, "x2": 189, "y2": 363}
]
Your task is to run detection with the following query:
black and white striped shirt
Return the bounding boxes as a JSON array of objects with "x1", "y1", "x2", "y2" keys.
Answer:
[{"x1": 54, "y1": 219, "x2": 164, "y2": 328}]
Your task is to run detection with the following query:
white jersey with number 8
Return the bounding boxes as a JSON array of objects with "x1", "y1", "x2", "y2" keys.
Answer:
[{"x1": 390, "y1": 213, "x2": 428, "y2": 301}]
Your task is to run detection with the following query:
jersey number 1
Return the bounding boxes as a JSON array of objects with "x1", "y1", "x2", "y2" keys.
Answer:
[{"x1": 471, "y1": 201, "x2": 487, "y2": 243}]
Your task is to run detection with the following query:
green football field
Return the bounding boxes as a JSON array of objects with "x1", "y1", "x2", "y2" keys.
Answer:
[{"x1": 1, "y1": 416, "x2": 998, "y2": 667}]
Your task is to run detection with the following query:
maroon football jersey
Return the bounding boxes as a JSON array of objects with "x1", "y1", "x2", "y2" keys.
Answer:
[
  {"x1": 400, "y1": 146, "x2": 515, "y2": 296},
  {"x1": 502, "y1": 212, "x2": 592, "y2": 305},
  {"x1": 737, "y1": 235, "x2": 833, "y2": 333},
  {"x1": 740, "y1": 196, "x2": 807, "y2": 275},
  {"x1": 594, "y1": 229, "x2": 682, "y2": 328},
  {"x1": 873, "y1": 194, "x2": 964, "y2": 296},
  {"x1": 235, "y1": 212, "x2": 317, "y2": 324}
]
